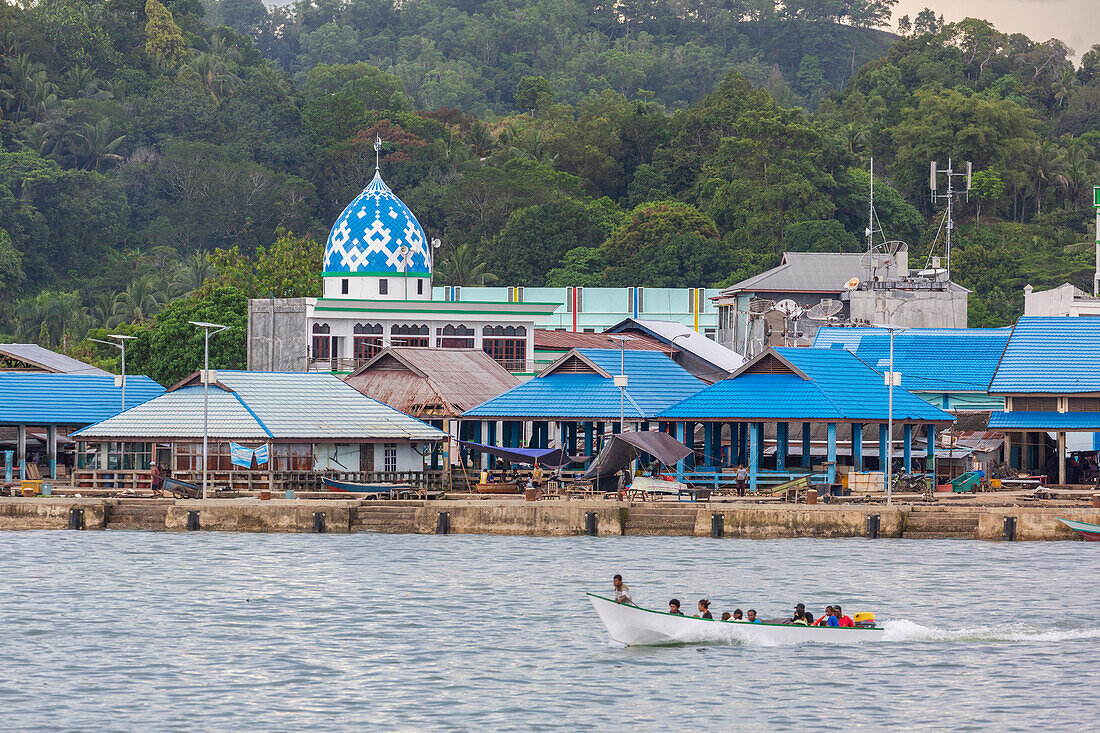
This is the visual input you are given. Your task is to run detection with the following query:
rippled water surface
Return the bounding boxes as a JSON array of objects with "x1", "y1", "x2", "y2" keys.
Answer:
[{"x1": 2, "y1": 532, "x2": 1098, "y2": 731}]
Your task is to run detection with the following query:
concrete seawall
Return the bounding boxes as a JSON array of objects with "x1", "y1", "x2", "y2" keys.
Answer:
[{"x1": 1, "y1": 498, "x2": 1098, "y2": 540}]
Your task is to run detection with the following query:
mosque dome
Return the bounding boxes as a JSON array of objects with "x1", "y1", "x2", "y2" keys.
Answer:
[{"x1": 323, "y1": 172, "x2": 431, "y2": 276}]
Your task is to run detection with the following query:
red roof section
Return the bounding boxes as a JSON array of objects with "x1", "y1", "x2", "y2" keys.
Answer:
[{"x1": 533, "y1": 330, "x2": 668, "y2": 351}]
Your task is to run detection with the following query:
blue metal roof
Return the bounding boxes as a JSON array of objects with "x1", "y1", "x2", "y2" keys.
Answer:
[
  {"x1": 989, "y1": 316, "x2": 1100, "y2": 394},
  {"x1": 463, "y1": 349, "x2": 704, "y2": 420},
  {"x1": 0, "y1": 374, "x2": 165, "y2": 426},
  {"x1": 813, "y1": 327, "x2": 1011, "y2": 393},
  {"x1": 658, "y1": 347, "x2": 954, "y2": 422},
  {"x1": 987, "y1": 411, "x2": 1100, "y2": 431}
]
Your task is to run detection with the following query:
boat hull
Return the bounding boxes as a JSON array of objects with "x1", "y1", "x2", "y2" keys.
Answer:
[
  {"x1": 587, "y1": 593, "x2": 884, "y2": 646},
  {"x1": 1058, "y1": 517, "x2": 1100, "y2": 541},
  {"x1": 322, "y1": 477, "x2": 403, "y2": 494}
]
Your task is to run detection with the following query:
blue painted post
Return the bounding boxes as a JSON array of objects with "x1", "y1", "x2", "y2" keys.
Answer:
[
  {"x1": 903, "y1": 424, "x2": 913, "y2": 473},
  {"x1": 702, "y1": 423, "x2": 713, "y2": 467},
  {"x1": 827, "y1": 422, "x2": 837, "y2": 484},
  {"x1": 776, "y1": 422, "x2": 788, "y2": 472},
  {"x1": 675, "y1": 422, "x2": 686, "y2": 480},
  {"x1": 926, "y1": 425, "x2": 936, "y2": 481},
  {"x1": 3, "y1": 450, "x2": 11, "y2": 485},
  {"x1": 879, "y1": 423, "x2": 889, "y2": 472},
  {"x1": 479, "y1": 421, "x2": 489, "y2": 471},
  {"x1": 749, "y1": 422, "x2": 760, "y2": 493},
  {"x1": 739, "y1": 423, "x2": 749, "y2": 466},
  {"x1": 727, "y1": 423, "x2": 736, "y2": 466},
  {"x1": 801, "y1": 422, "x2": 811, "y2": 468},
  {"x1": 584, "y1": 422, "x2": 594, "y2": 462},
  {"x1": 852, "y1": 423, "x2": 863, "y2": 472}
]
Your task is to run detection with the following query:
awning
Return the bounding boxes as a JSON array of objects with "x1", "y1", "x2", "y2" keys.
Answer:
[
  {"x1": 458, "y1": 441, "x2": 572, "y2": 468},
  {"x1": 583, "y1": 432, "x2": 693, "y2": 479}
]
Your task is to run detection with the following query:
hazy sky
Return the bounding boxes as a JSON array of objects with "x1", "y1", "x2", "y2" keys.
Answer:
[{"x1": 893, "y1": 0, "x2": 1099, "y2": 58}]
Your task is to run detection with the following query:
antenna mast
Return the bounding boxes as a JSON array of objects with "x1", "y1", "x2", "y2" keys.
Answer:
[
  {"x1": 928, "y1": 158, "x2": 971, "y2": 278},
  {"x1": 374, "y1": 135, "x2": 382, "y2": 172}
]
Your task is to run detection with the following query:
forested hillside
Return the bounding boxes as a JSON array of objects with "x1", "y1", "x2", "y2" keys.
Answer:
[{"x1": 1, "y1": 0, "x2": 1098, "y2": 383}]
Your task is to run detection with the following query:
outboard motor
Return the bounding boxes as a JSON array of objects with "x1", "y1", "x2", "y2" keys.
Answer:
[{"x1": 853, "y1": 612, "x2": 877, "y2": 628}]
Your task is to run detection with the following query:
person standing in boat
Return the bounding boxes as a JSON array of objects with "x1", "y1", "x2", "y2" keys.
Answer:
[{"x1": 612, "y1": 574, "x2": 633, "y2": 605}]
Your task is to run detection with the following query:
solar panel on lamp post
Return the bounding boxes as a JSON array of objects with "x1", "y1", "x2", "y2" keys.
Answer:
[
  {"x1": 873, "y1": 323, "x2": 909, "y2": 505},
  {"x1": 87, "y1": 334, "x2": 137, "y2": 413},
  {"x1": 189, "y1": 320, "x2": 230, "y2": 500},
  {"x1": 607, "y1": 335, "x2": 632, "y2": 434}
]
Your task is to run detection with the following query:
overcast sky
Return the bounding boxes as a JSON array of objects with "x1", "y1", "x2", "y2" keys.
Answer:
[{"x1": 893, "y1": 0, "x2": 1099, "y2": 59}]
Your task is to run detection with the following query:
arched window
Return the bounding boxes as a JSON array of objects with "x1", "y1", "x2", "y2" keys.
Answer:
[
  {"x1": 482, "y1": 324, "x2": 527, "y2": 371},
  {"x1": 311, "y1": 322, "x2": 332, "y2": 360},
  {"x1": 391, "y1": 323, "x2": 429, "y2": 347},
  {"x1": 438, "y1": 324, "x2": 474, "y2": 348},
  {"x1": 353, "y1": 323, "x2": 383, "y2": 362}
]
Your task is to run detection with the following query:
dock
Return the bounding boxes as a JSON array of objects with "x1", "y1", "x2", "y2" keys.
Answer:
[{"x1": 1, "y1": 496, "x2": 1097, "y2": 541}]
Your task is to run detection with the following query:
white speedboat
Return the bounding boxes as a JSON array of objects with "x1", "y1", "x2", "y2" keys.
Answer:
[{"x1": 588, "y1": 593, "x2": 885, "y2": 645}]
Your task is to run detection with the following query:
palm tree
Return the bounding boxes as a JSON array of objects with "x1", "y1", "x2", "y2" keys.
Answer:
[
  {"x1": 1055, "y1": 138, "x2": 1098, "y2": 210},
  {"x1": 1024, "y1": 140, "x2": 1063, "y2": 217},
  {"x1": 433, "y1": 242, "x2": 498, "y2": 286},
  {"x1": 76, "y1": 119, "x2": 126, "y2": 171},
  {"x1": 110, "y1": 276, "x2": 167, "y2": 326},
  {"x1": 14, "y1": 290, "x2": 91, "y2": 348},
  {"x1": 170, "y1": 250, "x2": 215, "y2": 297}
]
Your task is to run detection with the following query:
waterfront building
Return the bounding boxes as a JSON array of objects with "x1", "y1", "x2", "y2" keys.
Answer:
[
  {"x1": 247, "y1": 165, "x2": 559, "y2": 376},
  {"x1": 461, "y1": 348, "x2": 705, "y2": 469},
  {"x1": 434, "y1": 286, "x2": 721, "y2": 336},
  {"x1": 344, "y1": 347, "x2": 519, "y2": 468},
  {"x1": 812, "y1": 327, "x2": 1010, "y2": 411},
  {"x1": 1022, "y1": 283, "x2": 1100, "y2": 317},
  {"x1": 0, "y1": 373, "x2": 164, "y2": 480},
  {"x1": 657, "y1": 347, "x2": 955, "y2": 491},
  {"x1": 73, "y1": 371, "x2": 444, "y2": 491},
  {"x1": 713, "y1": 252, "x2": 968, "y2": 357},
  {"x1": 605, "y1": 318, "x2": 745, "y2": 383},
  {"x1": 988, "y1": 316, "x2": 1100, "y2": 482}
]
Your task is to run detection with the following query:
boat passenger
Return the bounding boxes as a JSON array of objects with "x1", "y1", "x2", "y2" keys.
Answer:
[
  {"x1": 787, "y1": 603, "x2": 810, "y2": 625},
  {"x1": 732, "y1": 609, "x2": 744, "y2": 621},
  {"x1": 669, "y1": 599, "x2": 684, "y2": 615},
  {"x1": 695, "y1": 599, "x2": 713, "y2": 619},
  {"x1": 721, "y1": 612, "x2": 732, "y2": 621},
  {"x1": 812, "y1": 606, "x2": 834, "y2": 626},
  {"x1": 746, "y1": 609, "x2": 761, "y2": 623},
  {"x1": 612, "y1": 574, "x2": 632, "y2": 605},
  {"x1": 834, "y1": 605, "x2": 854, "y2": 627}
]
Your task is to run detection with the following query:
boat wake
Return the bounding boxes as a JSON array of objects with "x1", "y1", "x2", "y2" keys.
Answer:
[{"x1": 882, "y1": 619, "x2": 1100, "y2": 644}]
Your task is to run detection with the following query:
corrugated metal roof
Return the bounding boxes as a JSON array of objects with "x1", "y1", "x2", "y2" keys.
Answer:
[
  {"x1": 989, "y1": 316, "x2": 1100, "y2": 394},
  {"x1": 74, "y1": 371, "x2": 445, "y2": 441},
  {"x1": 345, "y1": 348, "x2": 519, "y2": 416},
  {"x1": 533, "y1": 330, "x2": 666, "y2": 351},
  {"x1": 813, "y1": 327, "x2": 1011, "y2": 392},
  {"x1": 719, "y1": 253, "x2": 967, "y2": 294},
  {"x1": 0, "y1": 374, "x2": 165, "y2": 426},
  {"x1": 463, "y1": 349, "x2": 705, "y2": 419},
  {"x1": 0, "y1": 343, "x2": 110, "y2": 375},
  {"x1": 658, "y1": 347, "x2": 954, "y2": 422},
  {"x1": 606, "y1": 319, "x2": 746, "y2": 372},
  {"x1": 987, "y1": 411, "x2": 1100, "y2": 431}
]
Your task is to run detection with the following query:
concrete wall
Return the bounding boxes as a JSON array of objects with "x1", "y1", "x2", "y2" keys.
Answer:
[
  {"x1": 848, "y1": 289, "x2": 968, "y2": 329},
  {"x1": 247, "y1": 298, "x2": 309, "y2": 371}
]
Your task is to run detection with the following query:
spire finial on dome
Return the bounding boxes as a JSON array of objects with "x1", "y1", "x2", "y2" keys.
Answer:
[{"x1": 374, "y1": 135, "x2": 382, "y2": 173}]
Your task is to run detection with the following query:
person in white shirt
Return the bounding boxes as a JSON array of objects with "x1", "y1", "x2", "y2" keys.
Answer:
[{"x1": 613, "y1": 574, "x2": 633, "y2": 605}]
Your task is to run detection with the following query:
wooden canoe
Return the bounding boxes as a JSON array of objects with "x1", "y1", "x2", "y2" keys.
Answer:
[
  {"x1": 322, "y1": 477, "x2": 408, "y2": 494},
  {"x1": 1058, "y1": 517, "x2": 1100, "y2": 541},
  {"x1": 476, "y1": 482, "x2": 521, "y2": 495}
]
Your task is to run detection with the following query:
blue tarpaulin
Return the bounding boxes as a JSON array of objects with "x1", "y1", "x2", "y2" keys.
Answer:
[
  {"x1": 458, "y1": 441, "x2": 572, "y2": 468},
  {"x1": 230, "y1": 442, "x2": 269, "y2": 468}
]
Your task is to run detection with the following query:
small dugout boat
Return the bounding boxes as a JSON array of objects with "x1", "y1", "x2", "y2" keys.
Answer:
[
  {"x1": 1058, "y1": 517, "x2": 1100, "y2": 541},
  {"x1": 588, "y1": 593, "x2": 885, "y2": 646},
  {"x1": 322, "y1": 477, "x2": 409, "y2": 494}
]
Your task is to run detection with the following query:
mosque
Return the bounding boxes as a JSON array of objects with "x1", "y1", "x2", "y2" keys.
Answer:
[{"x1": 247, "y1": 148, "x2": 559, "y2": 374}]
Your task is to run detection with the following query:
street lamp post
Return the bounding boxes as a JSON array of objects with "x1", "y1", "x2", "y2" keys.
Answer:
[
  {"x1": 189, "y1": 320, "x2": 229, "y2": 500},
  {"x1": 88, "y1": 334, "x2": 137, "y2": 412},
  {"x1": 607, "y1": 335, "x2": 632, "y2": 433},
  {"x1": 875, "y1": 323, "x2": 909, "y2": 505}
]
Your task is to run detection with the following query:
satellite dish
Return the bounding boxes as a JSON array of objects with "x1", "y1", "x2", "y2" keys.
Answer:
[
  {"x1": 748, "y1": 298, "x2": 775, "y2": 314},
  {"x1": 774, "y1": 299, "x2": 802, "y2": 318},
  {"x1": 805, "y1": 299, "x2": 843, "y2": 321},
  {"x1": 845, "y1": 277, "x2": 860, "y2": 290}
]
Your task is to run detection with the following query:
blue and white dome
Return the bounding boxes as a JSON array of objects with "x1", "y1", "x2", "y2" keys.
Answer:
[{"x1": 324, "y1": 172, "x2": 430, "y2": 276}]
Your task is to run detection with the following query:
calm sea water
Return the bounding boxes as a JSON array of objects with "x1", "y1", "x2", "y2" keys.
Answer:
[{"x1": 1, "y1": 532, "x2": 1097, "y2": 731}]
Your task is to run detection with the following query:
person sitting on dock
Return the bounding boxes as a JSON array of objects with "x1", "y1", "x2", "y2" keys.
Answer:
[
  {"x1": 746, "y1": 609, "x2": 761, "y2": 623},
  {"x1": 669, "y1": 599, "x2": 684, "y2": 615},
  {"x1": 695, "y1": 599, "x2": 712, "y2": 619},
  {"x1": 612, "y1": 575, "x2": 632, "y2": 605},
  {"x1": 732, "y1": 609, "x2": 744, "y2": 621},
  {"x1": 834, "y1": 605, "x2": 854, "y2": 627}
]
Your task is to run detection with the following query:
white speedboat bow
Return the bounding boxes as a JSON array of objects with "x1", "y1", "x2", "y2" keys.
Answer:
[{"x1": 588, "y1": 593, "x2": 885, "y2": 645}]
